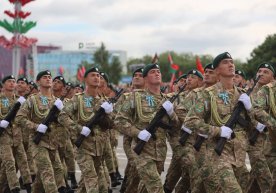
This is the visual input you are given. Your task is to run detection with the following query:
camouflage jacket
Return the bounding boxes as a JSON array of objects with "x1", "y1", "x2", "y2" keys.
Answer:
[
  {"x1": 114, "y1": 89, "x2": 179, "y2": 161},
  {"x1": 15, "y1": 93, "x2": 59, "y2": 150},
  {"x1": 58, "y1": 92, "x2": 113, "y2": 156},
  {"x1": 184, "y1": 82, "x2": 252, "y2": 166},
  {"x1": 0, "y1": 93, "x2": 22, "y2": 146},
  {"x1": 252, "y1": 81, "x2": 276, "y2": 155}
]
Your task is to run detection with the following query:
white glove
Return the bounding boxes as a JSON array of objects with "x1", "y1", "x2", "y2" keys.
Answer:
[
  {"x1": 198, "y1": 133, "x2": 208, "y2": 139},
  {"x1": 101, "y1": 102, "x2": 113, "y2": 114},
  {"x1": 81, "y1": 126, "x2": 91, "y2": 137},
  {"x1": 0, "y1": 120, "x2": 9, "y2": 128},
  {"x1": 220, "y1": 126, "x2": 233, "y2": 139},
  {"x1": 138, "y1": 129, "x2": 151, "y2": 142},
  {"x1": 17, "y1": 96, "x2": 26, "y2": 105},
  {"x1": 162, "y1": 100, "x2": 174, "y2": 116},
  {"x1": 36, "y1": 124, "x2": 48, "y2": 134},
  {"x1": 181, "y1": 125, "x2": 192, "y2": 134},
  {"x1": 256, "y1": 122, "x2": 266, "y2": 133},
  {"x1": 238, "y1": 93, "x2": 252, "y2": 110},
  {"x1": 54, "y1": 98, "x2": 64, "y2": 110}
]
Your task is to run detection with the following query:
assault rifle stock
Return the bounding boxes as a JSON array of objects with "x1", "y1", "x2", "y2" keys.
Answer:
[
  {"x1": 214, "y1": 76, "x2": 259, "y2": 155},
  {"x1": 74, "y1": 88, "x2": 124, "y2": 148},
  {"x1": 133, "y1": 85, "x2": 186, "y2": 155}
]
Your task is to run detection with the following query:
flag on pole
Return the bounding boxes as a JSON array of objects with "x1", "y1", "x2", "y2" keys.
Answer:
[
  {"x1": 77, "y1": 66, "x2": 86, "y2": 82},
  {"x1": 196, "y1": 56, "x2": 204, "y2": 74},
  {"x1": 168, "y1": 53, "x2": 179, "y2": 91},
  {"x1": 152, "y1": 53, "x2": 159, "y2": 64}
]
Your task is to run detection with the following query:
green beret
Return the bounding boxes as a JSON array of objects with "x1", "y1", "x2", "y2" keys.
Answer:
[
  {"x1": 75, "y1": 84, "x2": 84, "y2": 90},
  {"x1": 142, "y1": 63, "x2": 160, "y2": 77},
  {"x1": 84, "y1": 67, "x2": 99, "y2": 78},
  {"x1": 213, "y1": 52, "x2": 232, "y2": 69},
  {"x1": 36, "y1": 70, "x2": 51, "y2": 81},
  {"x1": 204, "y1": 63, "x2": 215, "y2": 71},
  {"x1": 177, "y1": 74, "x2": 187, "y2": 82},
  {"x1": 66, "y1": 82, "x2": 74, "y2": 88},
  {"x1": 187, "y1": 69, "x2": 203, "y2": 79},
  {"x1": 132, "y1": 67, "x2": 144, "y2": 77},
  {"x1": 235, "y1": 70, "x2": 246, "y2": 79},
  {"x1": 53, "y1": 76, "x2": 66, "y2": 86},
  {"x1": 2, "y1": 75, "x2": 15, "y2": 83},
  {"x1": 17, "y1": 77, "x2": 28, "y2": 84},
  {"x1": 29, "y1": 81, "x2": 38, "y2": 89},
  {"x1": 257, "y1": 62, "x2": 275, "y2": 75},
  {"x1": 100, "y1": 72, "x2": 109, "y2": 83}
]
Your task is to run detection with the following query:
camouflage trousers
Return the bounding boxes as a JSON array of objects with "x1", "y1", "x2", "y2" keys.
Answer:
[
  {"x1": 31, "y1": 145, "x2": 65, "y2": 193},
  {"x1": 58, "y1": 139, "x2": 76, "y2": 173},
  {"x1": 76, "y1": 149, "x2": 108, "y2": 193},
  {"x1": 0, "y1": 144, "x2": 20, "y2": 190},
  {"x1": 247, "y1": 149, "x2": 272, "y2": 193},
  {"x1": 266, "y1": 156, "x2": 276, "y2": 193},
  {"x1": 124, "y1": 161, "x2": 140, "y2": 193},
  {"x1": 23, "y1": 141, "x2": 36, "y2": 175},
  {"x1": 103, "y1": 138, "x2": 115, "y2": 174},
  {"x1": 134, "y1": 156, "x2": 165, "y2": 193},
  {"x1": 174, "y1": 171, "x2": 191, "y2": 193}
]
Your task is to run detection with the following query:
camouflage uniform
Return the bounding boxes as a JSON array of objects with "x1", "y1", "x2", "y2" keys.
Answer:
[
  {"x1": 115, "y1": 89, "x2": 179, "y2": 193},
  {"x1": 0, "y1": 93, "x2": 21, "y2": 191},
  {"x1": 184, "y1": 82, "x2": 251, "y2": 193},
  {"x1": 252, "y1": 80, "x2": 276, "y2": 192},
  {"x1": 15, "y1": 93, "x2": 66, "y2": 193},
  {"x1": 246, "y1": 84, "x2": 272, "y2": 193},
  {"x1": 58, "y1": 93, "x2": 111, "y2": 193}
]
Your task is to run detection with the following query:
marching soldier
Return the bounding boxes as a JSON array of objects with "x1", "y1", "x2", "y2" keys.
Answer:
[
  {"x1": 58, "y1": 67, "x2": 113, "y2": 193},
  {"x1": 233, "y1": 70, "x2": 247, "y2": 88},
  {"x1": 184, "y1": 52, "x2": 251, "y2": 193},
  {"x1": 15, "y1": 70, "x2": 68, "y2": 193},
  {"x1": 115, "y1": 63, "x2": 179, "y2": 193}
]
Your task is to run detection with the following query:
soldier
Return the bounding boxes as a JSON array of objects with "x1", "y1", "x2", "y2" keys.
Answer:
[
  {"x1": 58, "y1": 67, "x2": 113, "y2": 193},
  {"x1": 74, "y1": 84, "x2": 84, "y2": 94},
  {"x1": 246, "y1": 63, "x2": 274, "y2": 193},
  {"x1": 120, "y1": 67, "x2": 144, "y2": 193},
  {"x1": 115, "y1": 63, "x2": 179, "y2": 193},
  {"x1": 28, "y1": 81, "x2": 39, "y2": 94},
  {"x1": 15, "y1": 70, "x2": 68, "y2": 193},
  {"x1": 252, "y1": 62, "x2": 276, "y2": 192},
  {"x1": 16, "y1": 77, "x2": 29, "y2": 96},
  {"x1": 0, "y1": 75, "x2": 30, "y2": 193},
  {"x1": 184, "y1": 52, "x2": 252, "y2": 193},
  {"x1": 233, "y1": 70, "x2": 247, "y2": 88}
]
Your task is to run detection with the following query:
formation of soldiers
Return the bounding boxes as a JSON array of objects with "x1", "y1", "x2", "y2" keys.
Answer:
[{"x1": 0, "y1": 51, "x2": 275, "y2": 193}]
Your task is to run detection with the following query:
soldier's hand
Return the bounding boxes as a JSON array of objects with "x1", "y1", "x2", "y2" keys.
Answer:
[
  {"x1": 256, "y1": 122, "x2": 266, "y2": 133},
  {"x1": 138, "y1": 129, "x2": 151, "y2": 142},
  {"x1": 238, "y1": 93, "x2": 252, "y2": 110},
  {"x1": 162, "y1": 100, "x2": 174, "y2": 116},
  {"x1": 81, "y1": 126, "x2": 91, "y2": 137},
  {"x1": 54, "y1": 98, "x2": 64, "y2": 110},
  {"x1": 37, "y1": 124, "x2": 48, "y2": 133},
  {"x1": 17, "y1": 96, "x2": 26, "y2": 104},
  {"x1": 220, "y1": 126, "x2": 233, "y2": 139},
  {"x1": 0, "y1": 120, "x2": 9, "y2": 128},
  {"x1": 181, "y1": 124, "x2": 192, "y2": 134},
  {"x1": 101, "y1": 102, "x2": 113, "y2": 114}
]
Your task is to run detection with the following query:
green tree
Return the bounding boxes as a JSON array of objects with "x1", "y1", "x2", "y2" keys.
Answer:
[
  {"x1": 93, "y1": 42, "x2": 122, "y2": 84},
  {"x1": 246, "y1": 34, "x2": 276, "y2": 78}
]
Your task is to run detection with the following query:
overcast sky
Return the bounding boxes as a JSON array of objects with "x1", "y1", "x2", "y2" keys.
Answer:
[{"x1": 1, "y1": 0, "x2": 276, "y2": 61}]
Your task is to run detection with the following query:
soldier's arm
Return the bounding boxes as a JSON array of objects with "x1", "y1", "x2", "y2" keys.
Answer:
[
  {"x1": 15, "y1": 98, "x2": 38, "y2": 131},
  {"x1": 252, "y1": 87, "x2": 276, "y2": 128},
  {"x1": 184, "y1": 92, "x2": 221, "y2": 138},
  {"x1": 123, "y1": 135, "x2": 135, "y2": 161}
]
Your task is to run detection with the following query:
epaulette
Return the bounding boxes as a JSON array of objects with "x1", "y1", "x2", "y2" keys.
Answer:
[
  {"x1": 123, "y1": 92, "x2": 130, "y2": 97},
  {"x1": 264, "y1": 82, "x2": 275, "y2": 89},
  {"x1": 133, "y1": 89, "x2": 145, "y2": 92},
  {"x1": 63, "y1": 98, "x2": 70, "y2": 103},
  {"x1": 236, "y1": 86, "x2": 247, "y2": 93},
  {"x1": 192, "y1": 87, "x2": 203, "y2": 93},
  {"x1": 205, "y1": 85, "x2": 215, "y2": 92}
]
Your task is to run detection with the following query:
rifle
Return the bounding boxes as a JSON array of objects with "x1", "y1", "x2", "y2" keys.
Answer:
[
  {"x1": 0, "y1": 87, "x2": 35, "y2": 136},
  {"x1": 133, "y1": 85, "x2": 186, "y2": 155},
  {"x1": 74, "y1": 88, "x2": 124, "y2": 148},
  {"x1": 32, "y1": 87, "x2": 72, "y2": 145},
  {"x1": 214, "y1": 76, "x2": 259, "y2": 156}
]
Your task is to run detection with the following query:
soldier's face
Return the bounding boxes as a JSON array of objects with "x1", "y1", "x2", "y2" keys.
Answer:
[
  {"x1": 233, "y1": 74, "x2": 245, "y2": 86},
  {"x1": 52, "y1": 79, "x2": 64, "y2": 91},
  {"x1": 177, "y1": 78, "x2": 186, "y2": 88},
  {"x1": 132, "y1": 72, "x2": 144, "y2": 88},
  {"x1": 84, "y1": 72, "x2": 100, "y2": 87},
  {"x1": 3, "y1": 79, "x2": 16, "y2": 92},
  {"x1": 74, "y1": 87, "x2": 84, "y2": 94},
  {"x1": 187, "y1": 74, "x2": 201, "y2": 90},
  {"x1": 145, "y1": 69, "x2": 162, "y2": 85},
  {"x1": 16, "y1": 80, "x2": 28, "y2": 93},
  {"x1": 216, "y1": 59, "x2": 235, "y2": 77},
  {"x1": 257, "y1": 68, "x2": 275, "y2": 85},
  {"x1": 37, "y1": 75, "x2": 52, "y2": 88},
  {"x1": 204, "y1": 69, "x2": 217, "y2": 85}
]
